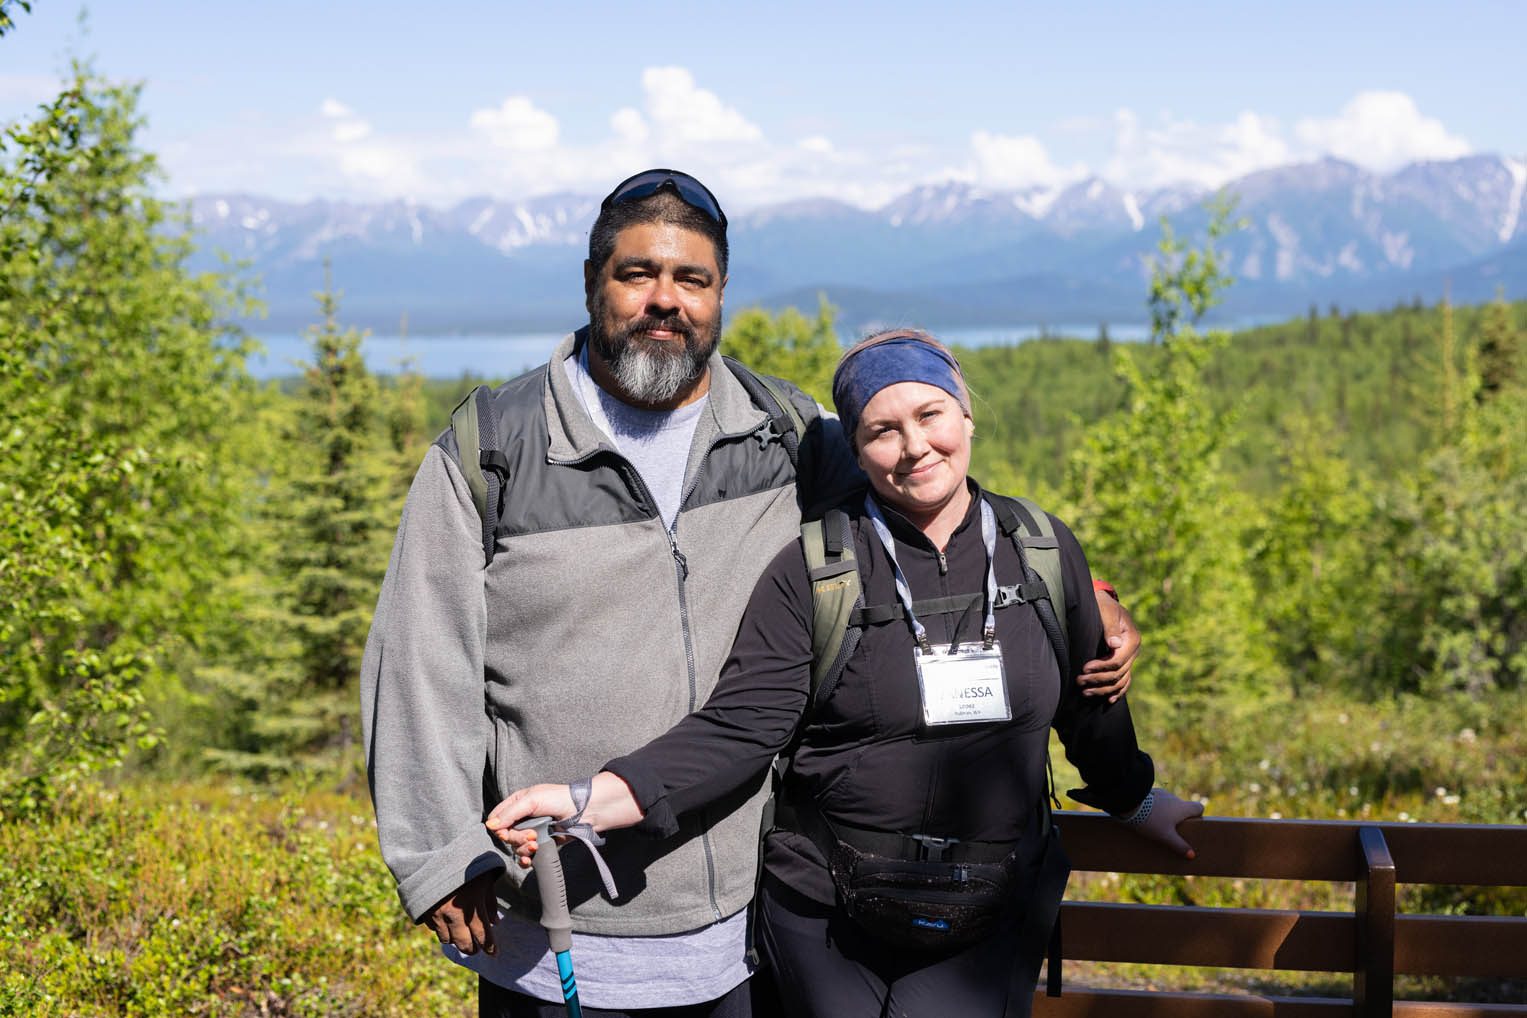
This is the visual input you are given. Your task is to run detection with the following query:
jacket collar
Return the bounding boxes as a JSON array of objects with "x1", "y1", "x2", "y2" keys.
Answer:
[
  {"x1": 543, "y1": 326, "x2": 769, "y2": 464},
  {"x1": 873, "y1": 478, "x2": 986, "y2": 551}
]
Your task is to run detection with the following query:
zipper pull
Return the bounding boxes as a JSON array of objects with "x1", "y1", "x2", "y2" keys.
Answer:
[
  {"x1": 937, "y1": 550, "x2": 948, "y2": 575},
  {"x1": 670, "y1": 532, "x2": 689, "y2": 580}
]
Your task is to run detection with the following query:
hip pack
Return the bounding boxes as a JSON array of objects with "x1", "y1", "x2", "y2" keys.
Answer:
[{"x1": 777, "y1": 797, "x2": 1022, "y2": 952}]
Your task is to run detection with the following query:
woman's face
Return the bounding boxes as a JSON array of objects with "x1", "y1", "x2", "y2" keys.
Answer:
[{"x1": 854, "y1": 381, "x2": 974, "y2": 524}]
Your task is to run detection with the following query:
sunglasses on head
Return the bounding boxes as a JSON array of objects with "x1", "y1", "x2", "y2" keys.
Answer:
[{"x1": 601, "y1": 169, "x2": 728, "y2": 230}]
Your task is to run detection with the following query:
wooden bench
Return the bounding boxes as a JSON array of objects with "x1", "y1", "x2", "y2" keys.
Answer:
[{"x1": 1033, "y1": 812, "x2": 1527, "y2": 1016}]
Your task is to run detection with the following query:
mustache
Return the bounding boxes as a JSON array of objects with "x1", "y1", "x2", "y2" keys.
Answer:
[{"x1": 623, "y1": 314, "x2": 696, "y2": 344}]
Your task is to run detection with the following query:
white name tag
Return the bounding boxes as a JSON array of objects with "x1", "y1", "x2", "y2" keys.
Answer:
[{"x1": 916, "y1": 641, "x2": 1011, "y2": 727}]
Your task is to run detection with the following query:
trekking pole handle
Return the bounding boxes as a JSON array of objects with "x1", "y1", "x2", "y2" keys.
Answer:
[{"x1": 514, "y1": 815, "x2": 574, "y2": 953}]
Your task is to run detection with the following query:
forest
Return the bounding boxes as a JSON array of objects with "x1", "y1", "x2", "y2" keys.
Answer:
[{"x1": 1, "y1": 69, "x2": 1523, "y2": 1015}]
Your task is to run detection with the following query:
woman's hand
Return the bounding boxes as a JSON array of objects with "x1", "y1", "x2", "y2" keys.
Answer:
[
  {"x1": 484, "y1": 773, "x2": 644, "y2": 868},
  {"x1": 1125, "y1": 788, "x2": 1204, "y2": 859},
  {"x1": 485, "y1": 783, "x2": 576, "y2": 866},
  {"x1": 1081, "y1": 593, "x2": 1140, "y2": 702}
]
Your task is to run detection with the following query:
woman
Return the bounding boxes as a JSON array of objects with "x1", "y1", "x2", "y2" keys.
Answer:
[{"x1": 488, "y1": 329, "x2": 1201, "y2": 1017}]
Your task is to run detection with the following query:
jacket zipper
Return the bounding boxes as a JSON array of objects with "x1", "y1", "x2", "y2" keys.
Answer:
[
  {"x1": 671, "y1": 452, "x2": 728, "y2": 921},
  {"x1": 607, "y1": 455, "x2": 722, "y2": 918},
  {"x1": 570, "y1": 412, "x2": 774, "y2": 925}
]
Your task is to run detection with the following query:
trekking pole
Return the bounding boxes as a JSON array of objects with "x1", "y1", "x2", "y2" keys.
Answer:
[{"x1": 514, "y1": 815, "x2": 584, "y2": 1017}]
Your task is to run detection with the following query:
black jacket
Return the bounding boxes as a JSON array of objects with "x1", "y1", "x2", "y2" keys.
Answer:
[{"x1": 607, "y1": 481, "x2": 1154, "y2": 905}]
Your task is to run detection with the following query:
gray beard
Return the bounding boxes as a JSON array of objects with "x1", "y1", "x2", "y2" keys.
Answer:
[{"x1": 590, "y1": 319, "x2": 718, "y2": 406}]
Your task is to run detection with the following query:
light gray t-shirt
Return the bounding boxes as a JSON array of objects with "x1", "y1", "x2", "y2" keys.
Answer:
[
  {"x1": 571, "y1": 347, "x2": 708, "y2": 530},
  {"x1": 451, "y1": 350, "x2": 751, "y2": 1008}
]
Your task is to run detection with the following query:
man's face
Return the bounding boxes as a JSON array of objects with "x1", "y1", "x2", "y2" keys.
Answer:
[{"x1": 584, "y1": 221, "x2": 726, "y2": 408}]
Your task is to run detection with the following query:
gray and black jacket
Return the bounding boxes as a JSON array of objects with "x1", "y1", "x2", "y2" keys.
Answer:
[{"x1": 360, "y1": 328, "x2": 857, "y2": 935}]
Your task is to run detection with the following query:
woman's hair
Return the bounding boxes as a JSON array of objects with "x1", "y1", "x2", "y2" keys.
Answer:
[{"x1": 832, "y1": 328, "x2": 971, "y2": 442}]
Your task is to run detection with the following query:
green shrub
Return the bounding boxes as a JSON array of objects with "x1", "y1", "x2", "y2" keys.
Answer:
[{"x1": 0, "y1": 780, "x2": 473, "y2": 1017}]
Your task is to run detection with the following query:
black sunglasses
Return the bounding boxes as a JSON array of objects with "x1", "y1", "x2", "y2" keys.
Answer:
[{"x1": 601, "y1": 169, "x2": 728, "y2": 230}]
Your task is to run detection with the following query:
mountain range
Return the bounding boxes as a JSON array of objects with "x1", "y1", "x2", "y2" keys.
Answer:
[{"x1": 187, "y1": 154, "x2": 1527, "y2": 334}]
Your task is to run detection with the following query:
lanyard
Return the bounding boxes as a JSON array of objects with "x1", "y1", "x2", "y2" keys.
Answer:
[{"x1": 863, "y1": 492, "x2": 999, "y2": 652}]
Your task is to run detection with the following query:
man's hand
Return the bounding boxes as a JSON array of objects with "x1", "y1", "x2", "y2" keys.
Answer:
[
  {"x1": 1082, "y1": 591, "x2": 1140, "y2": 702},
  {"x1": 422, "y1": 870, "x2": 499, "y2": 956}
]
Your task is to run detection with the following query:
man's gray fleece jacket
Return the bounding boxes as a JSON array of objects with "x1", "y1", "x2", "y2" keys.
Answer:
[{"x1": 360, "y1": 329, "x2": 854, "y2": 936}]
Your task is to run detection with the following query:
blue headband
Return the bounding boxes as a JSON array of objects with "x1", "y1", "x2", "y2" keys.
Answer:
[{"x1": 832, "y1": 335, "x2": 968, "y2": 440}]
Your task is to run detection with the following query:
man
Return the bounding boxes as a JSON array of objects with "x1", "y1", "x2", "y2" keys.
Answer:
[{"x1": 360, "y1": 169, "x2": 1140, "y2": 1018}]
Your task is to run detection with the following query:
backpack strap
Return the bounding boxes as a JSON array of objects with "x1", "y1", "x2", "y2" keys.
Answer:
[
  {"x1": 449, "y1": 384, "x2": 511, "y2": 566},
  {"x1": 801, "y1": 508, "x2": 863, "y2": 710},
  {"x1": 987, "y1": 494, "x2": 1070, "y2": 676},
  {"x1": 723, "y1": 357, "x2": 804, "y2": 468},
  {"x1": 750, "y1": 506, "x2": 859, "y2": 967}
]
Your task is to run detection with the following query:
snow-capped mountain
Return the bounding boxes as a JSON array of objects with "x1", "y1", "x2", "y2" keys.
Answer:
[{"x1": 185, "y1": 154, "x2": 1527, "y2": 332}]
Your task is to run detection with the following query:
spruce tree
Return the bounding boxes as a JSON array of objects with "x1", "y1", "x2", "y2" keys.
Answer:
[
  {"x1": 253, "y1": 268, "x2": 396, "y2": 766},
  {"x1": 1476, "y1": 289, "x2": 1520, "y2": 402}
]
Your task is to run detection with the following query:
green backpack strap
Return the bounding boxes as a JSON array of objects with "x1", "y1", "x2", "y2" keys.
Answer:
[
  {"x1": 449, "y1": 384, "x2": 511, "y2": 566},
  {"x1": 748, "y1": 506, "x2": 859, "y2": 967},
  {"x1": 987, "y1": 494, "x2": 1070, "y2": 674},
  {"x1": 801, "y1": 508, "x2": 862, "y2": 709}
]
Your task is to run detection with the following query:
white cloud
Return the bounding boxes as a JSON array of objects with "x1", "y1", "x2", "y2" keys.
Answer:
[
  {"x1": 470, "y1": 96, "x2": 560, "y2": 152},
  {"x1": 640, "y1": 67, "x2": 762, "y2": 145},
  {"x1": 611, "y1": 107, "x2": 648, "y2": 145},
  {"x1": 319, "y1": 97, "x2": 373, "y2": 144},
  {"x1": 1103, "y1": 108, "x2": 1293, "y2": 189},
  {"x1": 336, "y1": 145, "x2": 421, "y2": 190},
  {"x1": 970, "y1": 131, "x2": 1083, "y2": 189},
  {"x1": 1295, "y1": 90, "x2": 1471, "y2": 171},
  {"x1": 157, "y1": 69, "x2": 1482, "y2": 215}
]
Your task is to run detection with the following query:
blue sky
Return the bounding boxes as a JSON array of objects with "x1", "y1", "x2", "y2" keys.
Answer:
[{"x1": 3, "y1": 1, "x2": 1523, "y2": 210}]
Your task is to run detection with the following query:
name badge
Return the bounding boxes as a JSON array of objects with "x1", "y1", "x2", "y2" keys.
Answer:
[{"x1": 915, "y1": 641, "x2": 1011, "y2": 727}]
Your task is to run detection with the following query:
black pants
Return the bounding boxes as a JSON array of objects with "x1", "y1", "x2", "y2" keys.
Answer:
[
  {"x1": 479, "y1": 972, "x2": 776, "y2": 1018},
  {"x1": 756, "y1": 878, "x2": 1027, "y2": 1018}
]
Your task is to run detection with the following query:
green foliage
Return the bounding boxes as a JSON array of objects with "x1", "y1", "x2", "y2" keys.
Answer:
[
  {"x1": 0, "y1": 66, "x2": 258, "y2": 808},
  {"x1": 1374, "y1": 374, "x2": 1527, "y2": 696},
  {"x1": 962, "y1": 337, "x2": 1128, "y2": 499},
  {"x1": 721, "y1": 296, "x2": 839, "y2": 404},
  {"x1": 1146, "y1": 194, "x2": 1242, "y2": 345},
  {"x1": 1249, "y1": 414, "x2": 1379, "y2": 693},
  {"x1": 0, "y1": 1, "x2": 31, "y2": 38},
  {"x1": 1062, "y1": 201, "x2": 1276, "y2": 702},
  {"x1": 0, "y1": 780, "x2": 474, "y2": 1017}
]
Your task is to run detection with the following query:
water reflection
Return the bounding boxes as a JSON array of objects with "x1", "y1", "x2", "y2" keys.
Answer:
[{"x1": 245, "y1": 324, "x2": 1156, "y2": 379}]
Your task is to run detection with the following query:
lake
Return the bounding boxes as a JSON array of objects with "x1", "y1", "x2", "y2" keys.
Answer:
[{"x1": 245, "y1": 324, "x2": 1154, "y2": 379}]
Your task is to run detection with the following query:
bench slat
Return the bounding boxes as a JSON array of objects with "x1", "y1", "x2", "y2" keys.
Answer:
[
  {"x1": 1033, "y1": 989, "x2": 1527, "y2": 1018},
  {"x1": 1055, "y1": 812, "x2": 1527, "y2": 887}
]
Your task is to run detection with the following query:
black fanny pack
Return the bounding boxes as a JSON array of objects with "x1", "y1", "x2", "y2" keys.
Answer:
[
  {"x1": 779, "y1": 798, "x2": 1020, "y2": 952},
  {"x1": 828, "y1": 836, "x2": 1018, "y2": 951}
]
